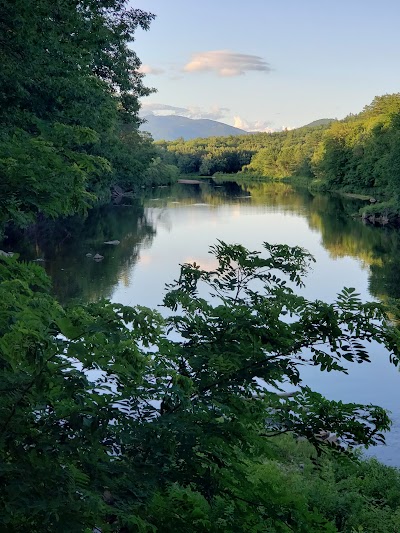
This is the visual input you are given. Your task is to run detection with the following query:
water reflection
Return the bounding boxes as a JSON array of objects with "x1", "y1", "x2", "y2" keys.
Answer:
[
  {"x1": 3, "y1": 180, "x2": 400, "y2": 306},
  {"x1": 2, "y1": 180, "x2": 400, "y2": 465},
  {"x1": 3, "y1": 201, "x2": 156, "y2": 304}
]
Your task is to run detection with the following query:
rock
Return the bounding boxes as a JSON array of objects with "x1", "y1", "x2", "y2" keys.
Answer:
[
  {"x1": 0, "y1": 250, "x2": 13, "y2": 257},
  {"x1": 93, "y1": 253, "x2": 104, "y2": 262},
  {"x1": 103, "y1": 240, "x2": 120, "y2": 245},
  {"x1": 369, "y1": 197, "x2": 377, "y2": 203},
  {"x1": 315, "y1": 430, "x2": 338, "y2": 444},
  {"x1": 112, "y1": 185, "x2": 124, "y2": 196},
  {"x1": 33, "y1": 258, "x2": 45, "y2": 262},
  {"x1": 86, "y1": 253, "x2": 93, "y2": 257}
]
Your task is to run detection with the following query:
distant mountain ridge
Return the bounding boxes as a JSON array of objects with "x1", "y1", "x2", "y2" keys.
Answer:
[
  {"x1": 140, "y1": 114, "x2": 337, "y2": 142},
  {"x1": 140, "y1": 114, "x2": 247, "y2": 141}
]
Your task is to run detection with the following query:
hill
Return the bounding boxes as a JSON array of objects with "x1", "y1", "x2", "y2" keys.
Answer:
[
  {"x1": 302, "y1": 118, "x2": 336, "y2": 128},
  {"x1": 140, "y1": 114, "x2": 247, "y2": 141}
]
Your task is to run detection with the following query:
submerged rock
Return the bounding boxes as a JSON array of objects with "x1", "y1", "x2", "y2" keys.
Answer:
[
  {"x1": 93, "y1": 253, "x2": 104, "y2": 262},
  {"x1": 103, "y1": 240, "x2": 120, "y2": 245}
]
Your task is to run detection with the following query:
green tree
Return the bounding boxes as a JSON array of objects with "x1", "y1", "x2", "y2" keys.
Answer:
[
  {"x1": 0, "y1": 0, "x2": 155, "y2": 232},
  {"x1": 1, "y1": 242, "x2": 400, "y2": 530}
]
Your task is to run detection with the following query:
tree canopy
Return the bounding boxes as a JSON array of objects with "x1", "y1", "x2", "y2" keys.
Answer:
[
  {"x1": 0, "y1": 0, "x2": 158, "y2": 233},
  {"x1": 157, "y1": 93, "x2": 400, "y2": 219}
]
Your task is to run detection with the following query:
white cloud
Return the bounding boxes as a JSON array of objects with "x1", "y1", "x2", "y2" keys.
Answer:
[
  {"x1": 184, "y1": 50, "x2": 271, "y2": 77},
  {"x1": 140, "y1": 103, "x2": 230, "y2": 121},
  {"x1": 138, "y1": 64, "x2": 165, "y2": 75},
  {"x1": 233, "y1": 116, "x2": 294, "y2": 132},
  {"x1": 233, "y1": 116, "x2": 275, "y2": 132},
  {"x1": 185, "y1": 106, "x2": 230, "y2": 120},
  {"x1": 141, "y1": 103, "x2": 188, "y2": 114}
]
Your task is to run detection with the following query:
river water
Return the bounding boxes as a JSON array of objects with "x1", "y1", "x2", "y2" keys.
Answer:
[{"x1": 5, "y1": 179, "x2": 400, "y2": 466}]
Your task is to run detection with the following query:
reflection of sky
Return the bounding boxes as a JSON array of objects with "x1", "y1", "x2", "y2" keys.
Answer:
[
  {"x1": 112, "y1": 205, "x2": 370, "y2": 308},
  {"x1": 110, "y1": 201, "x2": 400, "y2": 466}
]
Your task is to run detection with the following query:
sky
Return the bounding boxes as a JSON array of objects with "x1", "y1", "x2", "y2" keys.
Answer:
[{"x1": 130, "y1": 0, "x2": 400, "y2": 131}]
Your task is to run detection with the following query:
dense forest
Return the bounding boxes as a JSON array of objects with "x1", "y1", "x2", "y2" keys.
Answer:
[
  {"x1": 0, "y1": 0, "x2": 178, "y2": 238},
  {"x1": 157, "y1": 94, "x2": 400, "y2": 220},
  {"x1": 2, "y1": 1, "x2": 400, "y2": 532}
]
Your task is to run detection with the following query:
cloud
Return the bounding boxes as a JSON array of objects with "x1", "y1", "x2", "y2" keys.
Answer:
[
  {"x1": 233, "y1": 116, "x2": 275, "y2": 132},
  {"x1": 185, "y1": 106, "x2": 230, "y2": 120},
  {"x1": 184, "y1": 50, "x2": 271, "y2": 77},
  {"x1": 140, "y1": 103, "x2": 230, "y2": 121},
  {"x1": 138, "y1": 64, "x2": 165, "y2": 75},
  {"x1": 141, "y1": 103, "x2": 188, "y2": 114}
]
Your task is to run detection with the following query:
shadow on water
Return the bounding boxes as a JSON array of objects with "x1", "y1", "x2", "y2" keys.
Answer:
[{"x1": 2, "y1": 199, "x2": 156, "y2": 305}]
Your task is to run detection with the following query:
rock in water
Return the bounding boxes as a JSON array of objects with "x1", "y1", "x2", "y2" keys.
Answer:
[
  {"x1": 93, "y1": 253, "x2": 104, "y2": 262},
  {"x1": 103, "y1": 240, "x2": 120, "y2": 245}
]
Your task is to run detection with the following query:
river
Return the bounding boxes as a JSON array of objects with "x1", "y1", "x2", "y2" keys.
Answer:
[{"x1": 5, "y1": 179, "x2": 400, "y2": 467}]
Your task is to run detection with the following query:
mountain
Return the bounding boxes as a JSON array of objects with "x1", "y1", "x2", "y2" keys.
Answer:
[
  {"x1": 140, "y1": 115, "x2": 247, "y2": 141},
  {"x1": 302, "y1": 118, "x2": 337, "y2": 128}
]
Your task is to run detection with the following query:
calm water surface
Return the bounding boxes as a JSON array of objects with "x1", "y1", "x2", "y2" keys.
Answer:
[{"x1": 6, "y1": 180, "x2": 400, "y2": 466}]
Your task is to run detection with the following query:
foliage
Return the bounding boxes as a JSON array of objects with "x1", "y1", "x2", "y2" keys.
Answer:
[
  {"x1": 141, "y1": 146, "x2": 180, "y2": 186},
  {"x1": 1, "y1": 242, "x2": 400, "y2": 531},
  {"x1": 0, "y1": 0, "x2": 156, "y2": 232},
  {"x1": 158, "y1": 93, "x2": 400, "y2": 219},
  {"x1": 157, "y1": 124, "x2": 329, "y2": 180}
]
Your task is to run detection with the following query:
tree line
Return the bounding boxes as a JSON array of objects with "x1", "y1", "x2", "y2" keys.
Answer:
[{"x1": 158, "y1": 94, "x2": 400, "y2": 218}]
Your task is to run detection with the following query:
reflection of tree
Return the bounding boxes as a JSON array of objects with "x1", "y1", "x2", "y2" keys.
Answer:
[
  {"x1": 204, "y1": 180, "x2": 400, "y2": 305},
  {"x1": 369, "y1": 233, "x2": 400, "y2": 300},
  {"x1": 4, "y1": 201, "x2": 156, "y2": 304},
  {"x1": 302, "y1": 192, "x2": 400, "y2": 301},
  {"x1": 305, "y1": 194, "x2": 383, "y2": 264},
  {"x1": 143, "y1": 179, "x2": 311, "y2": 210},
  {"x1": 4, "y1": 180, "x2": 400, "y2": 305}
]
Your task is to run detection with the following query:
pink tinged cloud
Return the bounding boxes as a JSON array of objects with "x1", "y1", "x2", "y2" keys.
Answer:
[
  {"x1": 233, "y1": 116, "x2": 292, "y2": 133},
  {"x1": 184, "y1": 50, "x2": 271, "y2": 77},
  {"x1": 138, "y1": 64, "x2": 165, "y2": 75}
]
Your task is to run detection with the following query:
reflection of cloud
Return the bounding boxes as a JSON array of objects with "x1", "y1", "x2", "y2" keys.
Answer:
[
  {"x1": 138, "y1": 64, "x2": 165, "y2": 75},
  {"x1": 138, "y1": 253, "x2": 153, "y2": 265},
  {"x1": 183, "y1": 257, "x2": 219, "y2": 272},
  {"x1": 184, "y1": 50, "x2": 271, "y2": 77},
  {"x1": 140, "y1": 103, "x2": 230, "y2": 121}
]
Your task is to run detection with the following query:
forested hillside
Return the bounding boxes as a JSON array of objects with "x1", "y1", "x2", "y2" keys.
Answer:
[
  {"x1": 155, "y1": 123, "x2": 332, "y2": 178},
  {"x1": 158, "y1": 94, "x2": 400, "y2": 218}
]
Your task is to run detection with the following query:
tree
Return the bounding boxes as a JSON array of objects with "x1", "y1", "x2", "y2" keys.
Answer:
[
  {"x1": 1, "y1": 242, "x2": 400, "y2": 531},
  {"x1": 0, "y1": 0, "x2": 155, "y2": 232}
]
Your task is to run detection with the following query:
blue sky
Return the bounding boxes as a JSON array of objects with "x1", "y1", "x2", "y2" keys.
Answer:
[{"x1": 131, "y1": 0, "x2": 400, "y2": 130}]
